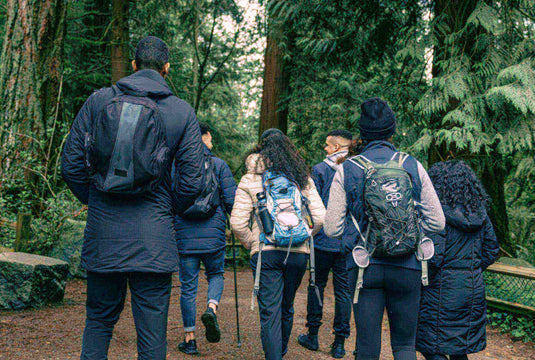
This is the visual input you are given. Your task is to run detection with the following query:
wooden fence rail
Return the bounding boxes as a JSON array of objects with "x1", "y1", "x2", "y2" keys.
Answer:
[{"x1": 485, "y1": 262, "x2": 535, "y2": 315}]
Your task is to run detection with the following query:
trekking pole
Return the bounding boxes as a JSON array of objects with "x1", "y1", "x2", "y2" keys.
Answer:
[{"x1": 228, "y1": 218, "x2": 242, "y2": 347}]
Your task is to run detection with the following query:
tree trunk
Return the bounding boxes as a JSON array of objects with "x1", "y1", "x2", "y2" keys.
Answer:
[
  {"x1": 480, "y1": 158, "x2": 512, "y2": 253},
  {"x1": 258, "y1": 19, "x2": 290, "y2": 137},
  {"x1": 111, "y1": 0, "x2": 130, "y2": 84},
  {"x1": 0, "y1": 0, "x2": 67, "y2": 188}
]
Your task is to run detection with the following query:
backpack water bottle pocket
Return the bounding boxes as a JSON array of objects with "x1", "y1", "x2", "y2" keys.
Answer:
[
  {"x1": 416, "y1": 236, "x2": 435, "y2": 261},
  {"x1": 352, "y1": 245, "x2": 370, "y2": 268}
]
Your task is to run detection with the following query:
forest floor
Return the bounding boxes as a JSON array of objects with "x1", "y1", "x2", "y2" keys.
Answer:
[{"x1": 0, "y1": 270, "x2": 534, "y2": 360}]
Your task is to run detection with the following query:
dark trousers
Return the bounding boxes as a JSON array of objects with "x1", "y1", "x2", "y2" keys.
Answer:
[
  {"x1": 251, "y1": 250, "x2": 307, "y2": 360},
  {"x1": 81, "y1": 271, "x2": 172, "y2": 360},
  {"x1": 306, "y1": 249, "x2": 351, "y2": 338},
  {"x1": 349, "y1": 264, "x2": 421, "y2": 360},
  {"x1": 423, "y1": 355, "x2": 469, "y2": 360}
]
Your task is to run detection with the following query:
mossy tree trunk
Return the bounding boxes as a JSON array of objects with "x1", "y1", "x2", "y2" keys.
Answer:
[
  {"x1": 111, "y1": 0, "x2": 130, "y2": 84},
  {"x1": 0, "y1": 0, "x2": 67, "y2": 204}
]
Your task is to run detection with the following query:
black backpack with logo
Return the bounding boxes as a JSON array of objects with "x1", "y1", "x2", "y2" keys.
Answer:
[
  {"x1": 179, "y1": 153, "x2": 221, "y2": 220},
  {"x1": 84, "y1": 87, "x2": 171, "y2": 195}
]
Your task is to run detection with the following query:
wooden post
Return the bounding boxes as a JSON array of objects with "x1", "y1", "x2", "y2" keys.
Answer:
[{"x1": 15, "y1": 213, "x2": 31, "y2": 252}]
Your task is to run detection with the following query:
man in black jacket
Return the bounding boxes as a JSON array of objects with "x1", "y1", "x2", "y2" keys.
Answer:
[{"x1": 61, "y1": 36, "x2": 205, "y2": 360}]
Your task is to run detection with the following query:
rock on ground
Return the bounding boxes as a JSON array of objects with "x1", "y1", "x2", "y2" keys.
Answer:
[
  {"x1": 48, "y1": 219, "x2": 87, "y2": 279},
  {"x1": 0, "y1": 252, "x2": 69, "y2": 310}
]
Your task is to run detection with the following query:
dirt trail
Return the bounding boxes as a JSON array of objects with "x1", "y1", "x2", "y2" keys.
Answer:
[{"x1": 0, "y1": 270, "x2": 533, "y2": 359}]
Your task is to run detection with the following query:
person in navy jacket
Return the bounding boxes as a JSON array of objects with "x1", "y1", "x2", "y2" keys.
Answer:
[
  {"x1": 61, "y1": 36, "x2": 205, "y2": 360},
  {"x1": 298, "y1": 129, "x2": 353, "y2": 358},
  {"x1": 174, "y1": 122, "x2": 237, "y2": 355},
  {"x1": 324, "y1": 98, "x2": 445, "y2": 360},
  {"x1": 417, "y1": 160, "x2": 499, "y2": 360}
]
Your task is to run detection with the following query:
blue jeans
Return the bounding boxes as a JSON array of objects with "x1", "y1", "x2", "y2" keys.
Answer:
[
  {"x1": 251, "y1": 250, "x2": 308, "y2": 360},
  {"x1": 81, "y1": 271, "x2": 172, "y2": 360},
  {"x1": 306, "y1": 249, "x2": 351, "y2": 338},
  {"x1": 179, "y1": 249, "x2": 225, "y2": 332}
]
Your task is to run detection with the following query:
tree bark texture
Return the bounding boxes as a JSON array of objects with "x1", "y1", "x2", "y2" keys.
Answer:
[
  {"x1": 0, "y1": 0, "x2": 67, "y2": 180},
  {"x1": 111, "y1": 0, "x2": 130, "y2": 84},
  {"x1": 258, "y1": 21, "x2": 290, "y2": 138}
]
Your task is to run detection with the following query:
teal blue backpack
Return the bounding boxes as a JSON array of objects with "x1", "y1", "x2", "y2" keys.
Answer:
[
  {"x1": 259, "y1": 171, "x2": 311, "y2": 247},
  {"x1": 251, "y1": 171, "x2": 322, "y2": 310}
]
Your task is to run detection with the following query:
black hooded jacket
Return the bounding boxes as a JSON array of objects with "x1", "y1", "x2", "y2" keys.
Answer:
[
  {"x1": 61, "y1": 69, "x2": 204, "y2": 273},
  {"x1": 416, "y1": 205, "x2": 499, "y2": 355}
]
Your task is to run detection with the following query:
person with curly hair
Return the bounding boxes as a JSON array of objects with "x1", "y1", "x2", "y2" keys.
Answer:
[
  {"x1": 416, "y1": 160, "x2": 500, "y2": 360},
  {"x1": 230, "y1": 128, "x2": 326, "y2": 360}
]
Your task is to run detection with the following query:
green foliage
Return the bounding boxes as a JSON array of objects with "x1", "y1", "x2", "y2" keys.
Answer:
[
  {"x1": 488, "y1": 310, "x2": 535, "y2": 343},
  {"x1": 27, "y1": 192, "x2": 83, "y2": 255}
]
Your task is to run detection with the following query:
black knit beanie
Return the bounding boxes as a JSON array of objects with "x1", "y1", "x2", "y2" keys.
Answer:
[{"x1": 358, "y1": 97, "x2": 396, "y2": 140}]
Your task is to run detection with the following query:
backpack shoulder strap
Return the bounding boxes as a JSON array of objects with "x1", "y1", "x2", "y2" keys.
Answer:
[
  {"x1": 348, "y1": 155, "x2": 372, "y2": 171},
  {"x1": 391, "y1": 152, "x2": 410, "y2": 167}
]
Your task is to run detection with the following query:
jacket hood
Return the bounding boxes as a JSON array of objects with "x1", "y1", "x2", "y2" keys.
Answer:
[
  {"x1": 443, "y1": 205, "x2": 486, "y2": 232},
  {"x1": 324, "y1": 150, "x2": 348, "y2": 171},
  {"x1": 245, "y1": 154, "x2": 268, "y2": 174},
  {"x1": 116, "y1": 69, "x2": 173, "y2": 98}
]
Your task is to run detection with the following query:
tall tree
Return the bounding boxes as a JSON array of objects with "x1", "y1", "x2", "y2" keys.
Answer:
[
  {"x1": 111, "y1": 0, "x2": 130, "y2": 83},
  {"x1": 0, "y1": 0, "x2": 67, "y2": 203},
  {"x1": 258, "y1": 1, "x2": 290, "y2": 137}
]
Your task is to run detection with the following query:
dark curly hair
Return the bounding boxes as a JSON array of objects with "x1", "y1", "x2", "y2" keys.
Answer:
[
  {"x1": 428, "y1": 160, "x2": 490, "y2": 214},
  {"x1": 247, "y1": 129, "x2": 310, "y2": 189}
]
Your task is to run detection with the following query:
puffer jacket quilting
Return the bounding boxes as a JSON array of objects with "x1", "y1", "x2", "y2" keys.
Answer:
[{"x1": 416, "y1": 205, "x2": 499, "y2": 356}]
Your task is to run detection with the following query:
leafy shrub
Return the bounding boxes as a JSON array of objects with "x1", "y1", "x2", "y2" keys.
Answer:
[
  {"x1": 27, "y1": 191, "x2": 84, "y2": 255},
  {"x1": 488, "y1": 310, "x2": 535, "y2": 343}
]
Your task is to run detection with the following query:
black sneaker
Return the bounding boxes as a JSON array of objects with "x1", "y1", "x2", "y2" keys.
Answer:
[
  {"x1": 178, "y1": 339, "x2": 199, "y2": 355},
  {"x1": 201, "y1": 307, "x2": 221, "y2": 343},
  {"x1": 297, "y1": 333, "x2": 319, "y2": 351},
  {"x1": 330, "y1": 337, "x2": 346, "y2": 359}
]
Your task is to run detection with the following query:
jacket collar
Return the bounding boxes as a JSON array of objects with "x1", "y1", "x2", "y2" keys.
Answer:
[
  {"x1": 323, "y1": 150, "x2": 348, "y2": 171},
  {"x1": 116, "y1": 69, "x2": 173, "y2": 98},
  {"x1": 362, "y1": 140, "x2": 397, "y2": 153},
  {"x1": 203, "y1": 144, "x2": 213, "y2": 156}
]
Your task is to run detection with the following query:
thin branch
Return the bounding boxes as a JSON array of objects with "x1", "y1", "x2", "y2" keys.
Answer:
[
  {"x1": 22, "y1": 166, "x2": 56, "y2": 197},
  {"x1": 201, "y1": 30, "x2": 240, "y2": 92}
]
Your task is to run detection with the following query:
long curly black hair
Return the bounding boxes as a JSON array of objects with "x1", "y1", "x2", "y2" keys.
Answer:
[
  {"x1": 428, "y1": 160, "x2": 490, "y2": 214},
  {"x1": 247, "y1": 129, "x2": 310, "y2": 189}
]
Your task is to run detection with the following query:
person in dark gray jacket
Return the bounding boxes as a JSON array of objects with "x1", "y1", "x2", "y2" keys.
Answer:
[{"x1": 61, "y1": 36, "x2": 205, "y2": 360}]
